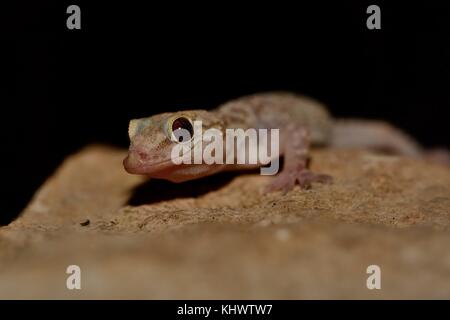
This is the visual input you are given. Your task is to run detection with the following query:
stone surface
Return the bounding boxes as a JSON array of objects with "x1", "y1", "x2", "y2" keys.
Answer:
[{"x1": 1, "y1": 145, "x2": 450, "y2": 299}]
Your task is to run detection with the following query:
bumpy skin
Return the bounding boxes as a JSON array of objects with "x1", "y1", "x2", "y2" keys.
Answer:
[
  {"x1": 216, "y1": 93, "x2": 332, "y2": 145},
  {"x1": 123, "y1": 92, "x2": 449, "y2": 192},
  {"x1": 216, "y1": 93, "x2": 333, "y2": 192}
]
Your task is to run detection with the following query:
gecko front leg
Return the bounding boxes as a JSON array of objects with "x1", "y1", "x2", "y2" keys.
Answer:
[{"x1": 265, "y1": 125, "x2": 332, "y2": 194}]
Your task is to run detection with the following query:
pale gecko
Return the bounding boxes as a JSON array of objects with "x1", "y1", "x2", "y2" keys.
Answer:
[{"x1": 123, "y1": 92, "x2": 450, "y2": 193}]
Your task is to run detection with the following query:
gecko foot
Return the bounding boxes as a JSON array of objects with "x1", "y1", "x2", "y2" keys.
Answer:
[
  {"x1": 264, "y1": 169, "x2": 333, "y2": 194},
  {"x1": 423, "y1": 148, "x2": 450, "y2": 168}
]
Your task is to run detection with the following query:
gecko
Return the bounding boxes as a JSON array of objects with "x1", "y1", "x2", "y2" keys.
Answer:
[{"x1": 123, "y1": 92, "x2": 450, "y2": 193}]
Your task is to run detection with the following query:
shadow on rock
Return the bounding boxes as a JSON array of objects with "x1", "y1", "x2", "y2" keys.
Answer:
[{"x1": 127, "y1": 169, "x2": 259, "y2": 206}]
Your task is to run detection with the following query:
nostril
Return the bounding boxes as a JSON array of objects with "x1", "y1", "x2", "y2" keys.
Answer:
[{"x1": 137, "y1": 151, "x2": 149, "y2": 160}]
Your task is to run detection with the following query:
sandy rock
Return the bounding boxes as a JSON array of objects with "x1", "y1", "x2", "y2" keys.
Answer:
[{"x1": 1, "y1": 145, "x2": 450, "y2": 299}]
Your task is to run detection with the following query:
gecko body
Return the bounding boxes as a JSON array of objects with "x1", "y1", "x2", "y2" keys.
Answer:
[{"x1": 123, "y1": 92, "x2": 449, "y2": 192}]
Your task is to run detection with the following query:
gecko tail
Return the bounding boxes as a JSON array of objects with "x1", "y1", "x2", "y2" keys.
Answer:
[
  {"x1": 329, "y1": 119, "x2": 423, "y2": 157},
  {"x1": 330, "y1": 119, "x2": 450, "y2": 167}
]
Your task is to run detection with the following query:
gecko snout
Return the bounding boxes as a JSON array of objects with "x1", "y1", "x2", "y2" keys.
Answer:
[
  {"x1": 135, "y1": 150, "x2": 149, "y2": 161},
  {"x1": 128, "y1": 147, "x2": 149, "y2": 162},
  {"x1": 123, "y1": 147, "x2": 150, "y2": 173}
]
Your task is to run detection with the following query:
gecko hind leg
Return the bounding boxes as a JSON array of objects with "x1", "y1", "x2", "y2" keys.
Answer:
[{"x1": 264, "y1": 126, "x2": 332, "y2": 194}]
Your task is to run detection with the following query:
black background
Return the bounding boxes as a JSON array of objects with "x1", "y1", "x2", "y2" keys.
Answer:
[
  {"x1": 10, "y1": 1, "x2": 450, "y2": 225},
  {"x1": 0, "y1": 300, "x2": 444, "y2": 318}
]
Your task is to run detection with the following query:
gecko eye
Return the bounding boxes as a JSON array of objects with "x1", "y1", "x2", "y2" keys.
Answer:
[{"x1": 169, "y1": 117, "x2": 194, "y2": 143}]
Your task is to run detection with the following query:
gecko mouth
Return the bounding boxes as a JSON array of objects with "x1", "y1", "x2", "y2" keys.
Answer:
[
  {"x1": 123, "y1": 156, "x2": 174, "y2": 175},
  {"x1": 123, "y1": 150, "x2": 190, "y2": 176}
]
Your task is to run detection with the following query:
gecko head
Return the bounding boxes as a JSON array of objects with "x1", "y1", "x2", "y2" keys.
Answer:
[{"x1": 123, "y1": 110, "x2": 226, "y2": 182}]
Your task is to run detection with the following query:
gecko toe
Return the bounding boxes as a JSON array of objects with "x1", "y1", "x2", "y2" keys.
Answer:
[
  {"x1": 264, "y1": 169, "x2": 332, "y2": 194},
  {"x1": 263, "y1": 172, "x2": 295, "y2": 194},
  {"x1": 297, "y1": 170, "x2": 333, "y2": 189}
]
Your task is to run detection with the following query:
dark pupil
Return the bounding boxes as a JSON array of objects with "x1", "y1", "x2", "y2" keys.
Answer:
[{"x1": 172, "y1": 117, "x2": 193, "y2": 142}]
